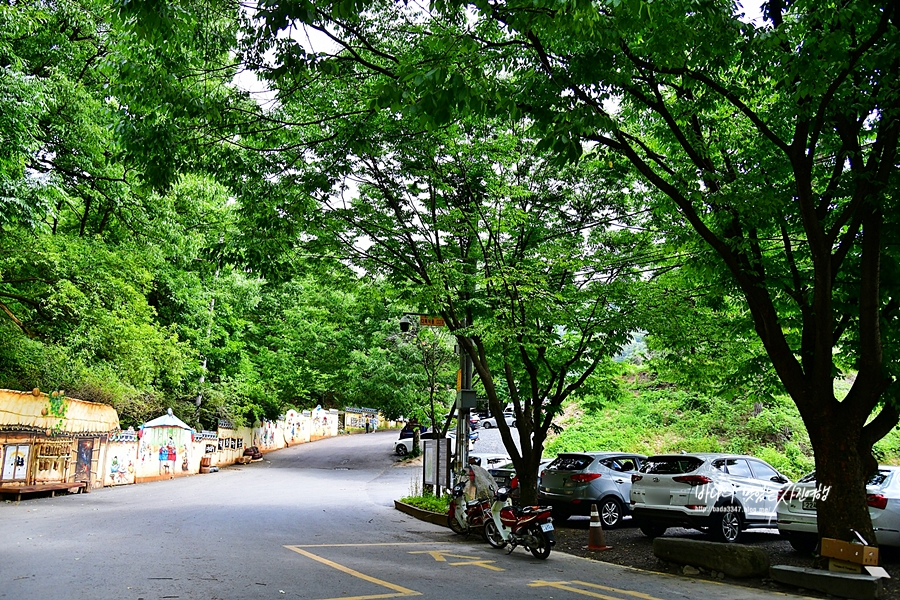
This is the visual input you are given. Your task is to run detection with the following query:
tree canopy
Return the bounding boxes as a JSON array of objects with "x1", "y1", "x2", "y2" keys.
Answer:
[{"x1": 247, "y1": 0, "x2": 900, "y2": 541}]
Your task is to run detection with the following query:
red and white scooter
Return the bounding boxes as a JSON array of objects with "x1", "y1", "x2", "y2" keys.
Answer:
[{"x1": 483, "y1": 486, "x2": 556, "y2": 559}]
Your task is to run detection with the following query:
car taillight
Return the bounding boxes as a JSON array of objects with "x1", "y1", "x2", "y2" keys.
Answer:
[
  {"x1": 672, "y1": 475, "x2": 712, "y2": 486},
  {"x1": 570, "y1": 473, "x2": 602, "y2": 483},
  {"x1": 867, "y1": 494, "x2": 888, "y2": 510},
  {"x1": 510, "y1": 476, "x2": 519, "y2": 489},
  {"x1": 632, "y1": 474, "x2": 643, "y2": 483},
  {"x1": 777, "y1": 489, "x2": 798, "y2": 501}
]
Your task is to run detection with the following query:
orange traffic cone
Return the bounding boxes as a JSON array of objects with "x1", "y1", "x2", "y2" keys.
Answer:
[{"x1": 588, "y1": 503, "x2": 612, "y2": 551}]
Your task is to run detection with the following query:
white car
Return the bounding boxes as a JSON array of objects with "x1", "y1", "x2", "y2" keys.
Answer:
[
  {"x1": 629, "y1": 453, "x2": 790, "y2": 543},
  {"x1": 467, "y1": 453, "x2": 511, "y2": 469},
  {"x1": 393, "y1": 429, "x2": 478, "y2": 456},
  {"x1": 776, "y1": 466, "x2": 900, "y2": 552},
  {"x1": 480, "y1": 412, "x2": 516, "y2": 428}
]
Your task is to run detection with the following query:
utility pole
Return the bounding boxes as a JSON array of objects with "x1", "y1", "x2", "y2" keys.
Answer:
[{"x1": 454, "y1": 322, "x2": 476, "y2": 473}]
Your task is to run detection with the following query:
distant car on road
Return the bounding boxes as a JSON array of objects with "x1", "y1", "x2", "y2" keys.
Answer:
[
  {"x1": 394, "y1": 429, "x2": 478, "y2": 456},
  {"x1": 480, "y1": 411, "x2": 516, "y2": 429}
]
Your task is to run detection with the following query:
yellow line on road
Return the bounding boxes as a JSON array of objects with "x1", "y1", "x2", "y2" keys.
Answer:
[
  {"x1": 571, "y1": 581, "x2": 662, "y2": 600},
  {"x1": 408, "y1": 549, "x2": 505, "y2": 571},
  {"x1": 291, "y1": 542, "x2": 451, "y2": 548},
  {"x1": 528, "y1": 580, "x2": 663, "y2": 600},
  {"x1": 447, "y1": 560, "x2": 504, "y2": 571},
  {"x1": 408, "y1": 550, "x2": 480, "y2": 561},
  {"x1": 284, "y1": 545, "x2": 421, "y2": 600}
]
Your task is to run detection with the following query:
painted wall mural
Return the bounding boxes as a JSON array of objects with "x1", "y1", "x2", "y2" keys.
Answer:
[{"x1": 138, "y1": 426, "x2": 191, "y2": 478}]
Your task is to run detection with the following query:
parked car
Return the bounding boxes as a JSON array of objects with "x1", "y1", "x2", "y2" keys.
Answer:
[
  {"x1": 480, "y1": 411, "x2": 516, "y2": 429},
  {"x1": 488, "y1": 458, "x2": 553, "y2": 500},
  {"x1": 443, "y1": 412, "x2": 482, "y2": 430},
  {"x1": 538, "y1": 452, "x2": 647, "y2": 527},
  {"x1": 398, "y1": 424, "x2": 427, "y2": 439},
  {"x1": 393, "y1": 429, "x2": 478, "y2": 456},
  {"x1": 630, "y1": 453, "x2": 790, "y2": 543},
  {"x1": 776, "y1": 466, "x2": 900, "y2": 552},
  {"x1": 468, "y1": 453, "x2": 511, "y2": 469}
]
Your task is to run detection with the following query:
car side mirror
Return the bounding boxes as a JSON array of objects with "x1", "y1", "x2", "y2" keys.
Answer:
[{"x1": 771, "y1": 475, "x2": 788, "y2": 484}]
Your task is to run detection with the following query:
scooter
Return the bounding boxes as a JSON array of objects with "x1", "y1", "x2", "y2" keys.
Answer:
[
  {"x1": 447, "y1": 480, "x2": 492, "y2": 538},
  {"x1": 483, "y1": 486, "x2": 555, "y2": 559}
]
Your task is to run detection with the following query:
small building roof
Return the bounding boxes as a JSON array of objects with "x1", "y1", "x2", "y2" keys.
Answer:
[
  {"x1": 140, "y1": 408, "x2": 193, "y2": 431},
  {"x1": 0, "y1": 388, "x2": 120, "y2": 435}
]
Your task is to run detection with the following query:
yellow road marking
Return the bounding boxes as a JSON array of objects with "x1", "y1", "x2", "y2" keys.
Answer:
[
  {"x1": 284, "y1": 545, "x2": 421, "y2": 600},
  {"x1": 572, "y1": 581, "x2": 662, "y2": 600},
  {"x1": 408, "y1": 549, "x2": 504, "y2": 571},
  {"x1": 408, "y1": 550, "x2": 480, "y2": 561},
  {"x1": 447, "y1": 559, "x2": 504, "y2": 571},
  {"x1": 528, "y1": 580, "x2": 663, "y2": 600},
  {"x1": 291, "y1": 542, "x2": 451, "y2": 548}
]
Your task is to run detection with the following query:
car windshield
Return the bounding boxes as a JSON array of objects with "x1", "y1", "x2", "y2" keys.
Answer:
[
  {"x1": 795, "y1": 470, "x2": 890, "y2": 486},
  {"x1": 641, "y1": 457, "x2": 703, "y2": 474},
  {"x1": 546, "y1": 455, "x2": 593, "y2": 471},
  {"x1": 868, "y1": 470, "x2": 892, "y2": 486}
]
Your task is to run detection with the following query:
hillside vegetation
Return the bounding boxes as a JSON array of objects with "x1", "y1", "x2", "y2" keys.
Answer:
[{"x1": 547, "y1": 365, "x2": 900, "y2": 481}]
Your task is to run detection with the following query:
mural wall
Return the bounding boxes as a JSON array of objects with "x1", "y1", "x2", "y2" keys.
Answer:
[
  {"x1": 311, "y1": 406, "x2": 339, "y2": 439},
  {"x1": 3, "y1": 396, "x2": 350, "y2": 494},
  {"x1": 281, "y1": 410, "x2": 310, "y2": 446},
  {"x1": 136, "y1": 425, "x2": 195, "y2": 480},
  {"x1": 105, "y1": 430, "x2": 139, "y2": 486}
]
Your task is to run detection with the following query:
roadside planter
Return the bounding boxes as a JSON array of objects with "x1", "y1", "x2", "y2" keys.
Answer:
[{"x1": 394, "y1": 500, "x2": 449, "y2": 528}]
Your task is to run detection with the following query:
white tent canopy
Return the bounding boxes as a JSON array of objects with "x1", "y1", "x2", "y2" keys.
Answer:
[{"x1": 140, "y1": 408, "x2": 192, "y2": 431}]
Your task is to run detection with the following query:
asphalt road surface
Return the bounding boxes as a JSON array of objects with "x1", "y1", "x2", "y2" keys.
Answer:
[{"x1": 1, "y1": 430, "x2": 805, "y2": 600}]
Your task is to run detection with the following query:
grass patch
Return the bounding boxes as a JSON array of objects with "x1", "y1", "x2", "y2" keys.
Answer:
[
  {"x1": 399, "y1": 493, "x2": 451, "y2": 513},
  {"x1": 548, "y1": 366, "x2": 824, "y2": 480}
]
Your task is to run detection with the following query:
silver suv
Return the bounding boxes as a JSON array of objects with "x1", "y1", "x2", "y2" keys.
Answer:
[
  {"x1": 539, "y1": 452, "x2": 646, "y2": 527},
  {"x1": 629, "y1": 453, "x2": 790, "y2": 543}
]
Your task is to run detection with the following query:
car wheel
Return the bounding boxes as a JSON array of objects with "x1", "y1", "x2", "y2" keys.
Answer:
[
  {"x1": 712, "y1": 506, "x2": 743, "y2": 543},
  {"x1": 551, "y1": 505, "x2": 572, "y2": 522},
  {"x1": 482, "y1": 421, "x2": 492, "y2": 429},
  {"x1": 395, "y1": 444, "x2": 408, "y2": 456},
  {"x1": 638, "y1": 522, "x2": 668, "y2": 538},
  {"x1": 787, "y1": 532, "x2": 818, "y2": 554},
  {"x1": 599, "y1": 497, "x2": 623, "y2": 529},
  {"x1": 484, "y1": 519, "x2": 507, "y2": 549}
]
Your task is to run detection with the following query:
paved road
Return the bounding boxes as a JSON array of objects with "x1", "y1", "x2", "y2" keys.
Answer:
[{"x1": 0, "y1": 430, "x2": 808, "y2": 600}]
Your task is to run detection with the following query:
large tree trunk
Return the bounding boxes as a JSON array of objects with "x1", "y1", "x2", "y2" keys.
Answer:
[{"x1": 807, "y1": 415, "x2": 876, "y2": 545}]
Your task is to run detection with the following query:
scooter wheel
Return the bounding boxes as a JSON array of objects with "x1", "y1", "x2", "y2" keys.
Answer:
[
  {"x1": 484, "y1": 519, "x2": 507, "y2": 549},
  {"x1": 528, "y1": 524, "x2": 552, "y2": 559},
  {"x1": 448, "y1": 512, "x2": 467, "y2": 535}
]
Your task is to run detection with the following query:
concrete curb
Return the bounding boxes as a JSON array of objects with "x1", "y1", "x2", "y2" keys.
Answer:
[
  {"x1": 770, "y1": 565, "x2": 883, "y2": 600},
  {"x1": 393, "y1": 500, "x2": 449, "y2": 528},
  {"x1": 653, "y1": 537, "x2": 770, "y2": 577}
]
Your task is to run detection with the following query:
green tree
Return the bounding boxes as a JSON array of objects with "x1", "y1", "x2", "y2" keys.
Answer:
[
  {"x1": 240, "y1": 50, "x2": 643, "y2": 499},
  {"x1": 248, "y1": 0, "x2": 900, "y2": 542}
]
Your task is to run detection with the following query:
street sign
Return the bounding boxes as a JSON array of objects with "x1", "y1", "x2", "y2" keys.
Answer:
[{"x1": 419, "y1": 315, "x2": 445, "y2": 327}]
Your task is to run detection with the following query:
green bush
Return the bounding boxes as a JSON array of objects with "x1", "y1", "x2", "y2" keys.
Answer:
[
  {"x1": 546, "y1": 366, "x2": 838, "y2": 476},
  {"x1": 399, "y1": 493, "x2": 451, "y2": 513}
]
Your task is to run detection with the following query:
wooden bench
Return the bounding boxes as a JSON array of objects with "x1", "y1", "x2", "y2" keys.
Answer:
[{"x1": 0, "y1": 481, "x2": 87, "y2": 501}]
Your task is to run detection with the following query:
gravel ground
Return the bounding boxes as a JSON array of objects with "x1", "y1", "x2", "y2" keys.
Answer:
[{"x1": 552, "y1": 516, "x2": 900, "y2": 598}]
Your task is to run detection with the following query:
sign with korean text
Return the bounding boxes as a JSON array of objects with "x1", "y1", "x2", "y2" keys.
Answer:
[{"x1": 419, "y1": 315, "x2": 445, "y2": 327}]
